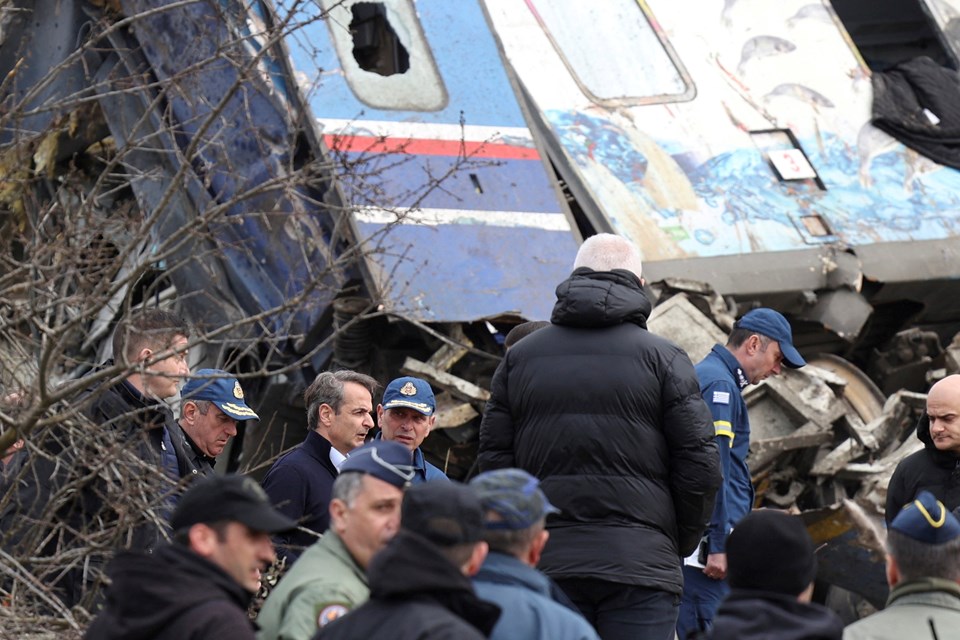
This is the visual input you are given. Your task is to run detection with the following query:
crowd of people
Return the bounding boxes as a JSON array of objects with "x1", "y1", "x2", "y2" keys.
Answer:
[{"x1": 2, "y1": 233, "x2": 960, "y2": 639}]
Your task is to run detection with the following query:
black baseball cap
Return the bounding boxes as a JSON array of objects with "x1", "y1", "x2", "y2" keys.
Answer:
[
  {"x1": 171, "y1": 474, "x2": 296, "y2": 534},
  {"x1": 401, "y1": 481, "x2": 484, "y2": 547}
]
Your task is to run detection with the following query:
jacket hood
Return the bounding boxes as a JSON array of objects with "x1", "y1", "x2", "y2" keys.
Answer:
[
  {"x1": 916, "y1": 414, "x2": 960, "y2": 467},
  {"x1": 368, "y1": 530, "x2": 501, "y2": 636},
  {"x1": 90, "y1": 544, "x2": 251, "y2": 640},
  {"x1": 551, "y1": 268, "x2": 651, "y2": 329},
  {"x1": 709, "y1": 590, "x2": 843, "y2": 640}
]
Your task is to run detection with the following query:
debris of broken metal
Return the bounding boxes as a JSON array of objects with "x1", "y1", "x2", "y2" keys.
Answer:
[{"x1": 645, "y1": 283, "x2": 960, "y2": 611}]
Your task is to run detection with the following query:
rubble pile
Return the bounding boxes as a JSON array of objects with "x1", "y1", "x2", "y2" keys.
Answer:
[{"x1": 647, "y1": 291, "x2": 928, "y2": 517}]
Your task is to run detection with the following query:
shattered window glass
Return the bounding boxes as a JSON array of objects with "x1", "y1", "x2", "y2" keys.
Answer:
[
  {"x1": 321, "y1": 0, "x2": 447, "y2": 111},
  {"x1": 349, "y1": 2, "x2": 410, "y2": 76},
  {"x1": 528, "y1": 0, "x2": 693, "y2": 104}
]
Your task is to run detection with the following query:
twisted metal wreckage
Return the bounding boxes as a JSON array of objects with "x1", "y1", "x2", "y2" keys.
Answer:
[{"x1": 4, "y1": 0, "x2": 960, "y2": 617}]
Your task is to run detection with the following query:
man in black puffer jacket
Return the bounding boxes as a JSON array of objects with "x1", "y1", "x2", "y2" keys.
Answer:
[
  {"x1": 886, "y1": 374, "x2": 960, "y2": 522},
  {"x1": 479, "y1": 233, "x2": 721, "y2": 640}
]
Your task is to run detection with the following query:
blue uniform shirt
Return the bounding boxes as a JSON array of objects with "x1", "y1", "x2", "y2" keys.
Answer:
[
  {"x1": 374, "y1": 432, "x2": 449, "y2": 484},
  {"x1": 696, "y1": 344, "x2": 754, "y2": 554}
]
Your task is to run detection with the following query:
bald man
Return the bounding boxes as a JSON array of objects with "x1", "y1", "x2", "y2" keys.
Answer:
[{"x1": 886, "y1": 374, "x2": 960, "y2": 523}]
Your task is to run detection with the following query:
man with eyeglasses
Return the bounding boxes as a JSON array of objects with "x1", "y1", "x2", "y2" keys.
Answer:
[
  {"x1": 677, "y1": 308, "x2": 806, "y2": 640},
  {"x1": 256, "y1": 440, "x2": 415, "y2": 640}
]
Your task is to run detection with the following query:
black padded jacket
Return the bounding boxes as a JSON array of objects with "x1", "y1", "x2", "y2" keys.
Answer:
[{"x1": 479, "y1": 268, "x2": 721, "y2": 595}]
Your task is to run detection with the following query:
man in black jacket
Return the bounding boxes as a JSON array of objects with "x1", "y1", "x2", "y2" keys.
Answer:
[
  {"x1": 315, "y1": 481, "x2": 501, "y2": 640},
  {"x1": 85, "y1": 474, "x2": 297, "y2": 640},
  {"x1": 886, "y1": 374, "x2": 960, "y2": 522},
  {"x1": 700, "y1": 510, "x2": 842, "y2": 640},
  {"x1": 479, "y1": 233, "x2": 721, "y2": 640},
  {"x1": 2, "y1": 308, "x2": 193, "y2": 608},
  {"x1": 176, "y1": 369, "x2": 260, "y2": 477},
  {"x1": 261, "y1": 369, "x2": 379, "y2": 562}
]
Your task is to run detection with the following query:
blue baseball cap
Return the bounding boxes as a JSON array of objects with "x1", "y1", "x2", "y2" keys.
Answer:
[
  {"x1": 182, "y1": 369, "x2": 259, "y2": 421},
  {"x1": 381, "y1": 376, "x2": 435, "y2": 416},
  {"x1": 470, "y1": 468, "x2": 560, "y2": 530},
  {"x1": 891, "y1": 491, "x2": 960, "y2": 544},
  {"x1": 340, "y1": 440, "x2": 416, "y2": 489},
  {"x1": 735, "y1": 308, "x2": 806, "y2": 369}
]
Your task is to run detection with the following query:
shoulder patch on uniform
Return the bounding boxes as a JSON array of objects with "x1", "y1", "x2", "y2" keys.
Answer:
[
  {"x1": 712, "y1": 391, "x2": 731, "y2": 405},
  {"x1": 316, "y1": 603, "x2": 350, "y2": 628}
]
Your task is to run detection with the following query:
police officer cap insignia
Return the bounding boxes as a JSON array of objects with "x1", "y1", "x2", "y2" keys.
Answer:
[
  {"x1": 233, "y1": 380, "x2": 244, "y2": 399},
  {"x1": 400, "y1": 381, "x2": 417, "y2": 396}
]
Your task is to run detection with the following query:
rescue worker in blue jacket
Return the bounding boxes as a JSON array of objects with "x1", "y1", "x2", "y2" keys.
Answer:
[
  {"x1": 470, "y1": 468, "x2": 600, "y2": 640},
  {"x1": 677, "y1": 308, "x2": 806, "y2": 640}
]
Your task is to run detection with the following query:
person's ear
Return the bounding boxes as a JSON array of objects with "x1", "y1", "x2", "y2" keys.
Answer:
[
  {"x1": 464, "y1": 541, "x2": 489, "y2": 577},
  {"x1": 318, "y1": 403, "x2": 335, "y2": 428},
  {"x1": 886, "y1": 554, "x2": 901, "y2": 587},
  {"x1": 188, "y1": 523, "x2": 218, "y2": 558},
  {"x1": 329, "y1": 498, "x2": 349, "y2": 535},
  {"x1": 527, "y1": 528, "x2": 549, "y2": 567},
  {"x1": 426, "y1": 415, "x2": 436, "y2": 436}
]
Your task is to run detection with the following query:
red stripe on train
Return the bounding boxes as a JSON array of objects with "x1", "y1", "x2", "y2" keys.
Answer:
[{"x1": 322, "y1": 134, "x2": 541, "y2": 160}]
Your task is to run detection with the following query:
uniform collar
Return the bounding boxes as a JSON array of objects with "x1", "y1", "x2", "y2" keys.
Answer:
[
  {"x1": 179, "y1": 425, "x2": 217, "y2": 466},
  {"x1": 711, "y1": 344, "x2": 750, "y2": 391},
  {"x1": 374, "y1": 431, "x2": 427, "y2": 478}
]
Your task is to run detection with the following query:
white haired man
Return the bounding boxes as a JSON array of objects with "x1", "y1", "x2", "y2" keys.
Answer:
[{"x1": 479, "y1": 233, "x2": 721, "y2": 640}]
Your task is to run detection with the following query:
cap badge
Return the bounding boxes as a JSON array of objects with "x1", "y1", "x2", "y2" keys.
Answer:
[
  {"x1": 400, "y1": 382, "x2": 417, "y2": 396},
  {"x1": 233, "y1": 380, "x2": 244, "y2": 399}
]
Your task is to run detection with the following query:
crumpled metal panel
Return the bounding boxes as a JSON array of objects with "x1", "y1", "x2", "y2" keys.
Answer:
[
  {"x1": 117, "y1": 0, "x2": 349, "y2": 344},
  {"x1": 282, "y1": 0, "x2": 579, "y2": 322}
]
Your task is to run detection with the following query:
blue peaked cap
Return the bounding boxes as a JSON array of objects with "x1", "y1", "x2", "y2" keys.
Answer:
[
  {"x1": 890, "y1": 491, "x2": 960, "y2": 544},
  {"x1": 181, "y1": 369, "x2": 259, "y2": 421},
  {"x1": 340, "y1": 440, "x2": 415, "y2": 490}
]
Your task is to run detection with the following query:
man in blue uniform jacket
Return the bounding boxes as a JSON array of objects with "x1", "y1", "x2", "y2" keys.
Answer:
[{"x1": 677, "y1": 308, "x2": 806, "y2": 640}]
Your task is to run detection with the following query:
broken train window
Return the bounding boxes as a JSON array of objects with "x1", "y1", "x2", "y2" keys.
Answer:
[
  {"x1": 526, "y1": 0, "x2": 694, "y2": 105},
  {"x1": 321, "y1": 0, "x2": 447, "y2": 111},
  {"x1": 831, "y1": 0, "x2": 957, "y2": 71}
]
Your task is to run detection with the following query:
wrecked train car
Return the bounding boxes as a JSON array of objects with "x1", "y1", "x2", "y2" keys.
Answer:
[
  {"x1": 484, "y1": 0, "x2": 960, "y2": 394},
  {"x1": 0, "y1": 0, "x2": 578, "y2": 475},
  {"x1": 5, "y1": 0, "x2": 960, "y2": 498},
  {"x1": 4, "y1": 0, "x2": 960, "y2": 619}
]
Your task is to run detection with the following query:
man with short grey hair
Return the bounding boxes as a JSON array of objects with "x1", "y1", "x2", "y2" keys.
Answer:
[
  {"x1": 480, "y1": 233, "x2": 721, "y2": 640},
  {"x1": 257, "y1": 441, "x2": 413, "y2": 640},
  {"x1": 261, "y1": 370, "x2": 378, "y2": 560},
  {"x1": 176, "y1": 369, "x2": 259, "y2": 477}
]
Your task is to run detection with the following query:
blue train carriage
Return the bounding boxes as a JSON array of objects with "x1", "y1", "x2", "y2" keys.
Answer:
[
  {"x1": 483, "y1": 0, "x2": 960, "y2": 355},
  {"x1": 278, "y1": 0, "x2": 579, "y2": 324}
]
